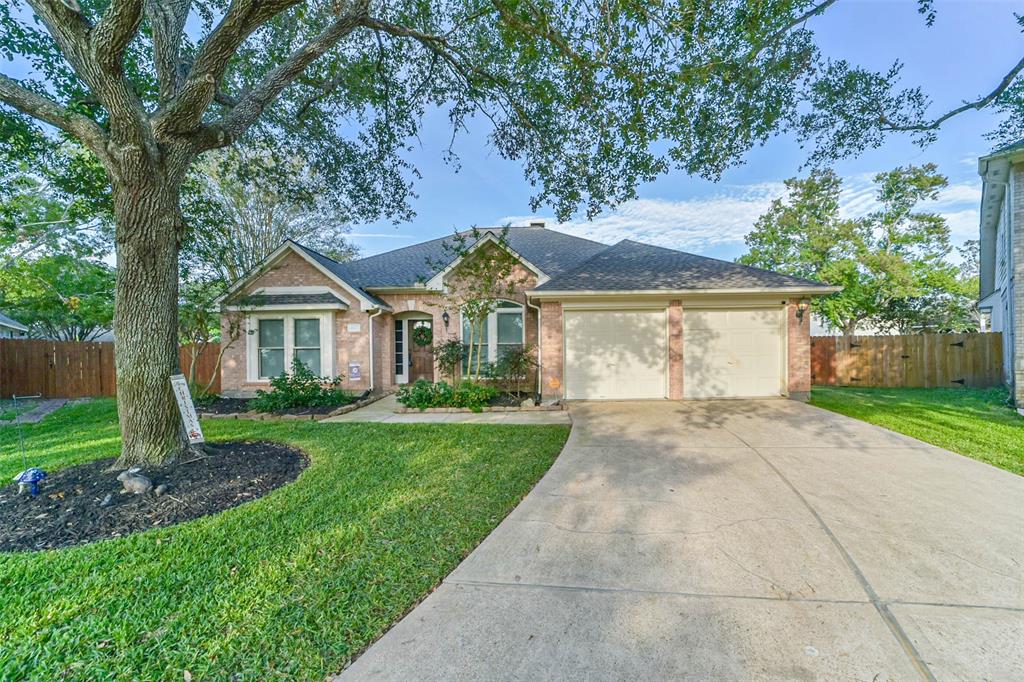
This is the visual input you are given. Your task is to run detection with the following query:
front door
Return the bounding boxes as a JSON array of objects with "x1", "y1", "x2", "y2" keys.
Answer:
[
  {"x1": 395, "y1": 318, "x2": 434, "y2": 384},
  {"x1": 408, "y1": 320, "x2": 434, "y2": 383}
]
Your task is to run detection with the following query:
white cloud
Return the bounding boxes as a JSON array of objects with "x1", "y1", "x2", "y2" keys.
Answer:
[
  {"x1": 501, "y1": 184, "x2": 785, "y2": 252},
  {"x1": 502, "y1": 173, "x2": 979, "y2": 254}
]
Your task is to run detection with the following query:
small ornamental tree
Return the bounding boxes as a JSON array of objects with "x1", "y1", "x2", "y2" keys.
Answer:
[
  {"x1": 429, "y1": 227, "x2": 530, "y2": 378},
  {"x1": 2, "y1": 1, "x2": 1021, "y2": 465},
  {"x1": 178, "y1": 279, "x2": 245, "y2": 397}
]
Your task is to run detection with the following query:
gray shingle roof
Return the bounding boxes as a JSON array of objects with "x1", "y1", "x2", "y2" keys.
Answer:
[
  {"x1": 533, "y1": 239, "x2": 832, "y2": 292},
  {"x1": 332, "y1": 226, "x2": 607, "y2": 288},
  {"x1": 290, "y1": 227, "x2": 608, "y2": 305},
  {"x1": 237, "y1": 293, "x2": 348, "y2": 307},
  {"x1": 280, "y1": 228, "x2": 830, "y2": 304},
  {"x1": 0, "y1": 311, "x2": 28, "y2": 331}
]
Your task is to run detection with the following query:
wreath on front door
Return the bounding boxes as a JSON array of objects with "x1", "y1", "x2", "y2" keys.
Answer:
[{"x1": 411, "y1": 323, "x2": 433, "y2": 347}]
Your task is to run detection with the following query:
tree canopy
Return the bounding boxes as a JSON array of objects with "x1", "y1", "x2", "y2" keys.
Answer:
[
  {"x1": 739, "y1": 164, "x2": 978, "y2": 335},
  {"x1": 0, "y1": 253, "x2": 115, "y2": 340}
]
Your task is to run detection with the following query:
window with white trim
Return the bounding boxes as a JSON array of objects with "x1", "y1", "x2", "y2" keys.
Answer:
[
  {"x1": 461, "y1": 301, "x2": 524, "y2": 373},
  {"x1": 248, "y1": 313, "x2": 333, "y2": 381},
  {"x1": 258, "y1": 319, "x2": 285, "y2": 378},
  {"x1": 293, "y1": 318, "x2": 321, "y2": 375}
]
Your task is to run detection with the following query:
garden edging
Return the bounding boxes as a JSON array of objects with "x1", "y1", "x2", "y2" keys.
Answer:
[
  {"x1": 199, "y1": 391, "x2": 392, "y2": 422},
  {"x1": 395, "y1": 403, "x2": 563, "y2": 414}
]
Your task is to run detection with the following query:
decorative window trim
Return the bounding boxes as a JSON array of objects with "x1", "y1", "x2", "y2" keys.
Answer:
[{"x1": 246, "y1": 312, "x2": 335, "y2": 382}]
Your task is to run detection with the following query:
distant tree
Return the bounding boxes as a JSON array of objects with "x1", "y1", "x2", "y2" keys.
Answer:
[
  {"x1": 872, "y1": 239, "x2": 981, "y2": 334},
  {"x1": 178, "y1": 279, "x2": 245, "y2": 397},
  {"x1": 182, "y1": 147, "x2": 358, "y2": 283},
  {"x1": 0, "y1": 254, "x2": 114, "y2": 341},
  {"x1": 740, "y1": 164, "x2": 967, "y2": 335},
  {"x1": 0, "y1": 147, "x2": 112, "y2": 264}
]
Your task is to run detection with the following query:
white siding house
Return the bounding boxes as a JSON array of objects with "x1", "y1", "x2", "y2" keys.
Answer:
[
  {"x1": 978, "y1": 142, "x2": 1024, "y2": 406},
  {"x1": 0, "y1": 311, "x2": 29, "y2": 339}
]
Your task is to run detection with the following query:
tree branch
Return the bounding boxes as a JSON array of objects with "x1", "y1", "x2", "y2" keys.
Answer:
[
  {"x1": 153, "y1": 0, "x2": 305, "y2": 136},
  {"x1": 882, "y1": 54, "x2": 1024, "y2": 132},
  {"x1": 144, "y1": 0, "x2": 192, "y2": 102},
  {"x1": 198, "y1": 9, "x2": 367, "y2": 149},
  {"x1": 0, "y1": 73, "x2": 109, "y2": 158},
  {"x1": 91, "y1": 0, "x2": 144, "y2": 73},
  {"x1": 747, "y1": 0, "x2": 840, "y2": 62}
]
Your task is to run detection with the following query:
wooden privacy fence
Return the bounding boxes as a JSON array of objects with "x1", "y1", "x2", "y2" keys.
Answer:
[
  {"x1": 811, "y1": 332, "x2": 1003, "y2": 389},
  {"x1": 0, "y1": 339, "x2": 221, "y2": 399}
]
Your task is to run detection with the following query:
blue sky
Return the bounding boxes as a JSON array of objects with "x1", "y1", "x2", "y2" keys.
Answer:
[{"x1": 349, "y1": 0, "x2": 1022, "y2": 260}]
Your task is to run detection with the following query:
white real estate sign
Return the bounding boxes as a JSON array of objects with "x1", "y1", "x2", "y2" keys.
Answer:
[{"x1": 170, "y1": 373, "x2": 205, "y2": 445}]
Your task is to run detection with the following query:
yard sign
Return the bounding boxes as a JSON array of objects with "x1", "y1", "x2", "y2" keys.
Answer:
[{"x1": 170, "y1": 374, "x2": 205, "y2": 444}]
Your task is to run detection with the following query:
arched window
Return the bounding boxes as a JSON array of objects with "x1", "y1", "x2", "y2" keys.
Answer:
[{"x1": 461, "y1": 301, "x2": 524, "y2": 373}]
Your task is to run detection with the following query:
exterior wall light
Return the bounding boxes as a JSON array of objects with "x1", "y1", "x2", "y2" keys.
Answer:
[
  {"x1": 795, "y1": 298, "x2": 810, "y2": 324},
  {"x1": 441, "y1": 310, "x2": 450, "y2": 329}
]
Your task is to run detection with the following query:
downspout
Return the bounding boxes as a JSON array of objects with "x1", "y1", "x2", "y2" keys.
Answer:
[
  {"x1": 526, "y1": 297, "x2": 542, "y2": 400},
  {"x1": 368, "y1": 308, "x2": 384, "y2": 393}
]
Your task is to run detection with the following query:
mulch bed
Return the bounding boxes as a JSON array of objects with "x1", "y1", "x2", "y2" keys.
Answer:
[
  {"x1": 199, "y1": 397, "x2": 254, "y2": 415},
  {"x1": 200, "y1": 395, "x2": 368, "y2": 417},
  {"x1": 489, "y1": 392, "x2": 536, "y2": 407},
  {"x1": 0, "y1": 442, "x2": 307, "y2": 552}
]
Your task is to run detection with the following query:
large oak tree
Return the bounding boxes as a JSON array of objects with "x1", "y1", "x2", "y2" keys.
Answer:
[{"x1": 2, "y1": 0, "x2": 1021, "y2": 465}]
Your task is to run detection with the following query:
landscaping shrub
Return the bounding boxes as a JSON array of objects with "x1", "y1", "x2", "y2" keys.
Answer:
[
  {"x1": 251, "y1": 358, "x2": 354, "y2": 411},
  {"x1": 432, "y1": 339, "x2": 464, "y2": 382},
  {"x1": 492, "y1": 345, "x2": 538, "y2": 398},
  {"x1": 396, "y1": 380, "x2": 497, "y2": 412},
  {"x1": 190, "y1": 389, "x2": 219, "y2": 408}
]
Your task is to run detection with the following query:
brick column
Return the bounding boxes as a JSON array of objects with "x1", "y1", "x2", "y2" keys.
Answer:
[
  {"x1": 787, "y1": 299, "x2": 811, "y2": 400},
  {"x1": 540, "y1": 301, "x2": 563, "y2": 401},
  {"x1": 668, "y1": 300, "x2": 683, "y2": 399}
]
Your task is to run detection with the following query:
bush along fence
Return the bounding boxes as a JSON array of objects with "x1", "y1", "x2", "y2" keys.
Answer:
[
  {"x1": 811, "y1": 332, "x2": 1004, "y2": 389},
  {"x1": 0, "y1": 339, "x2": 221, "y2": 399}
]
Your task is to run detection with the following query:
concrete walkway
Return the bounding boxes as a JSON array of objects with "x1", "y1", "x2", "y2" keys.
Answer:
[
  {"x1": 0, "y1": 398, "x2": 67, "y2": 425},
  {"x1": 322, "y1": 394, "x2": 571, "y2": 425},
  {"x1": 340, "y1": 399, "x2": 1024, "y2": 681}
]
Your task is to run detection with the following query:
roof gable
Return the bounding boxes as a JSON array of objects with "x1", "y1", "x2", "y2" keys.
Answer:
[{"x1": 333, "y1": 226, "x2": 608, "y2": 290}]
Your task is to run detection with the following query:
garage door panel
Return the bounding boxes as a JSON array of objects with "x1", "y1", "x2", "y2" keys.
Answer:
[
  {"x1": 564, "y1": 310, "x2": 667, "y2": 400},
  {"x1": 683, "y1": 308, "x2": 783, "y2": 399}
]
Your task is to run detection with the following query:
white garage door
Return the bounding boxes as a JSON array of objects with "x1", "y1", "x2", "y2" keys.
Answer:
[
  {"x1": 683, "y1": 308, "x2": 784, "y2": 398},
  {"x1": 564, "y1": 309, "x2": 667, "y2": 400}
]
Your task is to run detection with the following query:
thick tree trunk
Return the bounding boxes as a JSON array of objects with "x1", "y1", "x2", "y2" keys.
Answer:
[{"x1": 112, "y1": 177, "x2": 187, "y2": 467}]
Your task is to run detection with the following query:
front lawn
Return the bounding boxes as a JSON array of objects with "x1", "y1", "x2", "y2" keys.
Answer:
[
  {"x1": 0, "y1": 399, "x2": 569, "y2": 680},
  {"x1": 810, "y1": 386, "x2": 1024, "y2": 476}
]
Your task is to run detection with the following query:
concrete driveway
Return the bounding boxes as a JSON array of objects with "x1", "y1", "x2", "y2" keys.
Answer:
[{"x1": 340, "y1": 400, "x2": 1024, "y2": 681}]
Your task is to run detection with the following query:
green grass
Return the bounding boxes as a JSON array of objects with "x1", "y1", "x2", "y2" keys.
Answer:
[
  {"x1": 810, "y1": 386, "x2": 1024, "y2": 475},
  {"x1": 0, "y1": 399, "x2": 569, "y2": 680}
]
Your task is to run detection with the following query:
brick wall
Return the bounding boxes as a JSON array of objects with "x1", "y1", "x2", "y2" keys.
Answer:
[
  {"x1": 540, "y1": 301, "x2": 563, "y2": 400},
  {"x1": 786, "y1": 299, "x2": 811, "y2": 398},
  {"x1": 220, "y1": 250, "x2": 374, "y2": 396}
]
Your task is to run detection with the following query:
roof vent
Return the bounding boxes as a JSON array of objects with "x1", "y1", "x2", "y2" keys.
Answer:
[{"x1": 528, "y1": 220, "x2": 545, "y2": 228}]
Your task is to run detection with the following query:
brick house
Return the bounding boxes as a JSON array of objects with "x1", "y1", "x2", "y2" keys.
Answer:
[{"x1": 216, "y1": 223, "x2": 837, "y2": 401}]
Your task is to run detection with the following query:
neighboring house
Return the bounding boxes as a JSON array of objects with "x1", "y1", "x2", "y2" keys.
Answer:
[
  {"x1": 217, "y1": 223, "x2": 837, "y2": 401},
  {"x1": 0, "y1": 311, "x2": 29, "y2": 339},
  {"x1": 978, "y1": 142, "x2": 1024, "y2": 405}
]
